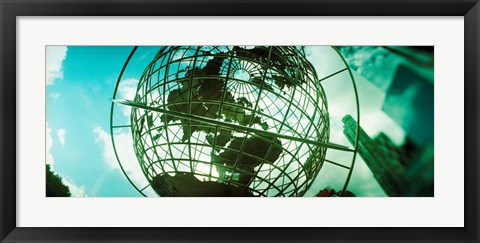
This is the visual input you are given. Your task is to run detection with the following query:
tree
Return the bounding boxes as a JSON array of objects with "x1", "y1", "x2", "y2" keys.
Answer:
[
  {"x1": 46, "y1": 164, "x2": 71, "y2": 197},
  {"x1": 316, "y1": 186, "x2": 356, "y2": 197}
]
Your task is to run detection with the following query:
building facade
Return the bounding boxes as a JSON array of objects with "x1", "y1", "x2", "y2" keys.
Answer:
[{"x1": 342, "y1": 115, "x2": 412, "y2": 197}]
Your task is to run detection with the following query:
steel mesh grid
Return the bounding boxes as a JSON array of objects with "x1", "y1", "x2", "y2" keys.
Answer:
[{"x1": 130, "y1": 46, "x2": 327, "y2": 196}]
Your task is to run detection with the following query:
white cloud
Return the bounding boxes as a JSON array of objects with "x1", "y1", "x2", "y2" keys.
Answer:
[
  {"x1": 46, "y1": 123, "x2": 54, "y2": 168},
  {"x1": 361, "y1": 110, "x2": 405, "y2": 146},
  {"x1": 93, "y1": 127, "x2": 117, "y2": 169},
  {"x1": 50, "y1": 92, "x2": 60, "y2": 101},
  {"x1": 118, "y1": 78, "x2": 138, "y2": 100},
  {"x1": 57, "y1": 129, "x2": 66, "y2": 146},
  {"x1": 62, "y1": 176, "x2": 88, "y2": 197},
  {"x1": 92, "y1": 126, "x2": 156, "y2": 196},
  {"x1": 46, "y1": 46, "x2": 68, "y2": 85},
  {"x1": 60, "y1": 175, "x2": 88, "y2": 197},
  {"x1": 46, "y1": 123, "x2": 87, "y2": 197},
  {"x1": 117, "y1": 78, "x2": 139, "y2": 117},
  {"x1": 91, "y1": 171, "x2": 109, "y2": 196},
  {"x1": 346, "y1": 156, "x2": 387, "y2": 197},
  {"x1": 305, "y1": 46, "x2": 346, "y2": 80}
]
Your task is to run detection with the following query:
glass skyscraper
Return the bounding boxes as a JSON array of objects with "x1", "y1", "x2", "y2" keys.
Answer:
[{"x1": 342, "y1": 115, "x2": 412, "y2": 196}]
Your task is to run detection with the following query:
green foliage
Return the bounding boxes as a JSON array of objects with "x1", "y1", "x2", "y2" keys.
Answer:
[{"x1": 46, "y1": 164, "x2": 71, "y2": 197}]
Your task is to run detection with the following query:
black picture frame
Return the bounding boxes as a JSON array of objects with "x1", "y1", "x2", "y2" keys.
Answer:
[{"x1": 1, "y1": 0, "x2": 478, "y2": 242}]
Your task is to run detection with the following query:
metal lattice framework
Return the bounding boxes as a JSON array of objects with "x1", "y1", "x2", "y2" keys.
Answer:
[{"x1": 110, "y1": 46, "x2": 360, "y2": 197}]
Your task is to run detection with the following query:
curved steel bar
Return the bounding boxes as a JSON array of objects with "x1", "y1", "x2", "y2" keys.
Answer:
[
  {"x1": 109, "y1": 46, "x2": 148, "y2": 196},
  {"x1": 114, "y1": 99, "x2": 352, "y2": 152},
  {"x1": 332, "y1": 46, "x2": 360, "y2": 197}
]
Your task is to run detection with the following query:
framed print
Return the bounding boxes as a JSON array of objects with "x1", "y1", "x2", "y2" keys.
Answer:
[{"x1": 1, "y1": 0, "x2": 479, "y2": 242}]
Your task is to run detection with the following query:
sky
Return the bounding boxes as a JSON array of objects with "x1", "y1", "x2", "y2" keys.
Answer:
[{"x1": 45, "y1": 46, "x2": 409, "y2": 197}]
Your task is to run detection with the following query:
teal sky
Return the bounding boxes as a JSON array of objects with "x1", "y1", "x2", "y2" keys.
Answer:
[
  {"x1": 46, "y1": 46, "x2": 403, "y2": 197},
  {"x1": 47, "y1": 46, "x2": 135, "y2": 196}
]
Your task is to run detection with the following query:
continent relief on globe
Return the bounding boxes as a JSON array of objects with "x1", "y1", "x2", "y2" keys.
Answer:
[{"x1": 150, "y1": 46, "x2": 307, "y2": 196}]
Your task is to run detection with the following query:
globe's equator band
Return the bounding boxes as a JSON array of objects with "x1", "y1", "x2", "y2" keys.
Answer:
[{"x1": 114, "y1": 99, "x2": 353, "y2": 152}]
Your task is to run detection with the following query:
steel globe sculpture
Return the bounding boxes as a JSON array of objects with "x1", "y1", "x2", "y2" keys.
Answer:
[{"x1": 111, "y1": 46, "x2": 359, "y2": 197}]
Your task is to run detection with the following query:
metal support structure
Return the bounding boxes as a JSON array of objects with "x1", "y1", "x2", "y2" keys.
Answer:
[{"x1": 110, "y1": 46, "x2": 360, "y2": 197}]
